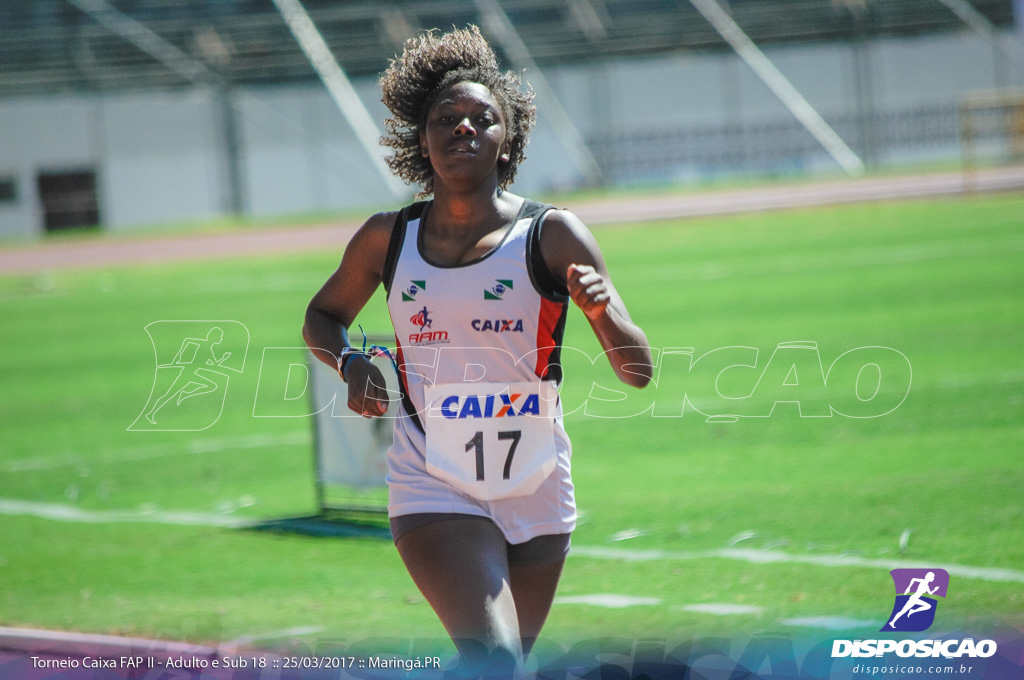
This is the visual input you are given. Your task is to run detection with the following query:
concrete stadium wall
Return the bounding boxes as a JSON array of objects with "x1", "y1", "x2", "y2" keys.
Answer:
[
  {"x1": 0, "y1": 28, "x2": 1018, "y2": 238},
  {"x1": 0, "y1": 90, "x2": 228, "y2": 238}
]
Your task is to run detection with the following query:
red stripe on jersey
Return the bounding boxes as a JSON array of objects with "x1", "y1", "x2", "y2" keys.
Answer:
[
  {"x1": 534, "y1": 297, "x2": 564, "y2": 379},
  {"x1": 394, "y1": 335, "x2": 406, "y2": 374},
  {"x1": 391, "y1": 333, "x2": 425, "y2": 432},
  {"x1": 393, "y1": 335, "x2": 414, "y2": 396}
]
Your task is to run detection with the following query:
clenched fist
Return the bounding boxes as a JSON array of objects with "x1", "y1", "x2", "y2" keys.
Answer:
[{"x1": 567, "y1": 264, "x2": 611, "y2": 320}]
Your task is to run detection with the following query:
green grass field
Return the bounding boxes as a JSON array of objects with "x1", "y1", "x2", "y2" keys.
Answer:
[{"x1": 1, "y1": 192, "x2": 1022, "y2": 657}]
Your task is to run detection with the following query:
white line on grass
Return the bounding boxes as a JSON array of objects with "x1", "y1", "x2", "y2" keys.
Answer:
[
  {"x1": 0, "y1": 626, "x2": 220, "y2": 658},
  {"x1": 677, "y1": 604, "x2": 765, "y2": 616},
  {"x1": 555, "y1": 595, "x2": 663, "y2": 609},
  {"x1": 571, "y1": 546, "x2": 1024, "y2": 583},
  {"x1": 781, "y1": 616, "x2": 877, "y2": 630},
  {"x1": 2, "y1": 432, "x2": 310, "y2": 473},
  {"x1": 0, "y1": 498, "x2": 254, "y2": 529},
  {"x1": 186, "y1": 432, "x2": 311, "y2": 454},
  {"x1": 640, "y1": 236, "x2": 1024, "y2": 283},
  {"x1": 6, "y1": 499, "x2": 1022, "y2": 586}
]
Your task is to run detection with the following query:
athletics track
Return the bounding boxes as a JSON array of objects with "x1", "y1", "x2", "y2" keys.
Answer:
[
  {"x1": 1, "y1": 166, "x2": 1023, "y2": 275},
  {"x1": 2, "y1": 166, "x2": 1023, "y2": 679}
]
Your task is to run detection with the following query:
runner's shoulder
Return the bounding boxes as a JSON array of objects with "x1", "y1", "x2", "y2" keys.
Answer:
[
  {"x1": 349, "y1": 210, "x2": 399, "y2": 254},
  {"x1": 362, "y1": 209, "x2": 400, "y2": 237}
]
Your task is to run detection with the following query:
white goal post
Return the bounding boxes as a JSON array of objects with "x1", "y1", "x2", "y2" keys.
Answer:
[
  {"x1": 307, "y1": 336, "x2": 399, "y2": 519},
  {"x1": 960, "y1": 88, "x2": 1024, "y2": 189}
]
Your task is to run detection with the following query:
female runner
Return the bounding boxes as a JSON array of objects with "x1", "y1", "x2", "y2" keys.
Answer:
[{"x1": 303, "y1": 25, "x2": 652, "y2": 677}]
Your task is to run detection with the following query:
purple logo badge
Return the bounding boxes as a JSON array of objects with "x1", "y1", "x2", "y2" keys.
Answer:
[{"x1": 881, "y1": 568, "x2": 949, "y2": 632}]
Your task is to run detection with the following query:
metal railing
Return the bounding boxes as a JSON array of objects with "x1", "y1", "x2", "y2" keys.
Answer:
[{"x1": 589, "y1": 104, "x2": 979, "y2": 182}]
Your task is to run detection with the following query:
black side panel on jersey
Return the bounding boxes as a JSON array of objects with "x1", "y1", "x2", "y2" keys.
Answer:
[
  {"x1": 381, "y1": 209, "x2": 406, "y2": 298},
  {"x1": 383, "y1": 202, "x2": 428, "y2": 297},
  {"x1": 384, "y1": 202, "x2": 428, "y2": 434},
  {"x1": 525, "y1": 202, "x2": 570, "y2": 384},
  {"x1": 525, "y1": 204, "x2": 570, "y2": 302},
  {"x1": 542, "y1": 302, "x2": 569, "y2": 384},
  {"x1": 400, "y1": 375, "x2": 425, "y2": 434}
]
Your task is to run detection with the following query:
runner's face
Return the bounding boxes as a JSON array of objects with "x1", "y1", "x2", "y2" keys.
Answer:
[{"x1": 420, "y1": 81, "x2": 510, "y2": 188}]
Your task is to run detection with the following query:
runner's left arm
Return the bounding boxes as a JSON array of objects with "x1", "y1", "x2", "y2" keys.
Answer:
[{"x1": 540, "y1": 209, "x2": 653, "y2": 388}]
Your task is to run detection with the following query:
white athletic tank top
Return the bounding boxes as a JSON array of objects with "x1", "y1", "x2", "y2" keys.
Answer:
[{"x1": 381, "y1": 199, "x2": 577, "y2": 541}]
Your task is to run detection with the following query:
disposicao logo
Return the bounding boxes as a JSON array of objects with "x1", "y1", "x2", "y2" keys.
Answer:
[
  {"x1": 831, "y1": 568, "x2": 997, "y2": 660},
  {"x1": 882, "y1": 568, "x2": 948, "y2": 632}
]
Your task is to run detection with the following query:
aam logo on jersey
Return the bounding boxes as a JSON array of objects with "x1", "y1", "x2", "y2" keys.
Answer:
[
  {"x1": 438, "y1": 392, "x2": 542, "y2": 419},
  {"x1": 408, "y1": 306, "x2": 449, "y2": 345}
]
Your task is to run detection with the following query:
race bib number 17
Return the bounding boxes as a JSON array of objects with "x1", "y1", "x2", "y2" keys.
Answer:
[{"x1": 424, "y1": 381, "x2": 558, "y2": 501}]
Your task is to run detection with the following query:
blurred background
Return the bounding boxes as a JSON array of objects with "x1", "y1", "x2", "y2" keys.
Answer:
[
  {"x1": 2, "y1": 2, "x2": 1023, "y2": 663},
  {"x1": 0, "y1": 0, "x2": 1022, "y2": 238}
]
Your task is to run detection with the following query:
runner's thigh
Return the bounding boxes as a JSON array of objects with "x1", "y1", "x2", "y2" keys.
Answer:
[{"x1": 393, "y1": 514, "x2": 522, "y2": 658}]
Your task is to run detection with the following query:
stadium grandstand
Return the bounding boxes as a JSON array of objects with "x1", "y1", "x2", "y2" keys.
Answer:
[
  {"x1": 0, "y1": 0, "x2": 1018, "y2": 94},
  {"x1": 0, "y1": 0, "x2": 1021, "y2": 237}
]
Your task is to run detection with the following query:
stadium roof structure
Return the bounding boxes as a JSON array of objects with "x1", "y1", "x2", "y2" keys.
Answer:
[{"x1": 0, "y1": 0, "x2": 1017, "y2": 98}]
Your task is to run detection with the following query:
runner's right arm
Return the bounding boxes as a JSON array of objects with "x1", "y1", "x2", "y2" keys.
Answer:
[{"x1": 303, "y1": 212, "x2": 395, "y2": 417}]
